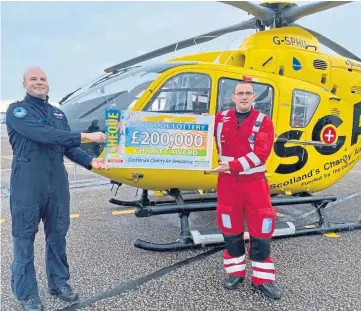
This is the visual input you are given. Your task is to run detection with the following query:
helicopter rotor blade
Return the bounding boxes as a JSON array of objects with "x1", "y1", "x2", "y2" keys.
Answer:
[
  {"x1": 292, "y1": 23, "x2": 361, "y2": 62},
  {"x1": 282, "y1": 1, "x2": 353, "y2": 23},
  {"x1": 104, "y1": 18, "x2": 256, "y2": 73},
  {"x1": 220, "y1": 1, "x2": 274, "y2": 22}
]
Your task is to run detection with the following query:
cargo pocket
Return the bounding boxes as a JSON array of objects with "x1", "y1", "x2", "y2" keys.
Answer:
[
  {"x1": 15, "y1": 156, "x2": 30, "y2": 163},
  {"x1": 11, "y1": 262, "x2": 34, "y2": 299},
  {"x1": 12, "y1": 262, "x2": 27, "y2": 276},
  {"x1": 11, "y1": 157, "x2": 29, "y2": 181},
  {"x1": 11, "y1": 207, "x2": 39, "y2": 238},
  {"x1": 216, "y1": 204, "x2": 233, "y2": 232},
  {"x1": 254, "y1": 207, "x2": 277, "y2": 239},
  {"x1": 216, "y1": 203, "x2": 244, "y2": 234}
]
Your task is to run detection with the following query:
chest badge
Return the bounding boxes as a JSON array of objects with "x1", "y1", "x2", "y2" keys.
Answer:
[
  {"x1": 53, "y1": 111, "x2": 64, "y2": 119},
  {"x1": 13, "y1": 107, "x2": 27, "y2": 118},
  {"x1": 248, "y1": 134, "x2": 255, "y2": 143}
]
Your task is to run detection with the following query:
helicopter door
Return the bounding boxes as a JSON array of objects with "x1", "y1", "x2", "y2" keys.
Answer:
[{"x1": 214, "y1": 73, "x2": 279, "y2": 173}]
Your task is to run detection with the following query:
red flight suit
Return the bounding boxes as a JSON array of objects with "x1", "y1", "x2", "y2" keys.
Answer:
[{"x1": 214, "y1": 108, "x2": 277, "y2": 286}]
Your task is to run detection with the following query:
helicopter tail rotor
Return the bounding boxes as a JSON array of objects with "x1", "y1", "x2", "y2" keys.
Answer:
[{"x1": 291, "y1": 23, "x2": 361, "y2": 62}]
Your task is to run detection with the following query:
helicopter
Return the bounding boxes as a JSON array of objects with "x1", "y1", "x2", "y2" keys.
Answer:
[{"x1": 59, "y1": 1, "x2": 361, "y2": 251}]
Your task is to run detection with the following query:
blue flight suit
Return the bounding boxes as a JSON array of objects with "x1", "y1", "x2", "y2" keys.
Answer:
[{"x1": 6, "y1": 93, "x2": 94, "y2": 301}]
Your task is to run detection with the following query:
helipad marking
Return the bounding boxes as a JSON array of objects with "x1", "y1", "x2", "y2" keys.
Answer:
[
  {"x1": 70, "y1": 214, "x2": 80, "y2": 219},
  {"x1": 323, "y1": 232, "x2": 340, "y2": 238},
  {"x1": 112, "y1": 209, "x2": 135, "y2": 215}
]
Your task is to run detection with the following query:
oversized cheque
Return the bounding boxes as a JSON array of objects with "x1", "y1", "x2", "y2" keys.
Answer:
[{"x1": 104, "y1": 108, "x2": 214, "y2": 170}]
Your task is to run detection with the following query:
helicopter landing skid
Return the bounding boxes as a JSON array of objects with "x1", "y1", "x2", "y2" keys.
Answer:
[
  {"x1": 109, "y1": 189, "x2": 155, "y2": 207},
  {"x1": 109, "y1": 185, "x2": 217, "y2": 208},
  {"x1": 132, "y1": 190, "x2": 361, "y2": 252},
  {"x1": 134, "y1": 188, "x2": 196, "y2": 251}
]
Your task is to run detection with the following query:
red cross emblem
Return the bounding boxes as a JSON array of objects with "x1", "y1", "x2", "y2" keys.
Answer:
[{"x1": 321, "y1": 126, "x2": 337, "y2": 144}]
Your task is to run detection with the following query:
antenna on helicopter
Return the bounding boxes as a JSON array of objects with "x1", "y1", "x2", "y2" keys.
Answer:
[
  {"x1": 173, "y1": 35, "x2": 219, "y2": 59},
  {"x1": 194, "y1": 35, "x2": 218, "y2": 53},
  {"x1": 173, "y1": 41, "x2": 179, "y2": 58},
  {"x1": 104, "y1": 1, "x2": 359, "y2": 73},
  {"x1": 213, "y1": 32, "x2": 243, "y2": 64}
]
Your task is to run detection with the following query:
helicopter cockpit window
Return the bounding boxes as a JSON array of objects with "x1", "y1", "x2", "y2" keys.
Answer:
[
  {"x1": 216, "y1": 78, "x2": 274, "y2": 117},
  {"x1": 60, "y1": 70, "x2": 162, "y2": 135},
  {"x1": 143, "y1": 72, "x2": 211, "y2": 114},
  {"x1": 291, "y1": 89, "x2": 320, "y2": 128}
]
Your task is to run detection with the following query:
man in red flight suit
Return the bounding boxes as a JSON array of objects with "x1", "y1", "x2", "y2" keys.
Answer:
[{"x1": 208, "y1": 81, "x2": 282, "y2": 300}]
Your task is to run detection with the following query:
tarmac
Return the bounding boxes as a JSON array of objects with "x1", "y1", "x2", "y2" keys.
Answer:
[{"x1": 1, "y1": 124, "x2": 361, "y2": 311}]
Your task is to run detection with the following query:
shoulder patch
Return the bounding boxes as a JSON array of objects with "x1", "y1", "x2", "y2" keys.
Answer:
[
  {"x1": 53, "y1": 110, "x2": 65, "y2": 119},
  {"x1": 13, "y1": 107, "x2": 27, "y2": 118}
]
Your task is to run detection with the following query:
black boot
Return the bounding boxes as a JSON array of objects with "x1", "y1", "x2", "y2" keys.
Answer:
[
  {"x1": 49, "y1": 284, "x2": 79, "y2": 302},
  {"x1": 251, "y1": 282, "x2": 282, "y2": 300},
  {"x1": 223, "y1": 275, "x2": 244, "y2": 290},
  {"x1": 21, "y1": 296, "x2": 43, "y2": 311}
]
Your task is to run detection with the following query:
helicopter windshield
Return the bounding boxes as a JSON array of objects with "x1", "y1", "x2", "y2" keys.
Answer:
[{"x1": 60, "y1": 61, "x2": 198, "y2": 134}]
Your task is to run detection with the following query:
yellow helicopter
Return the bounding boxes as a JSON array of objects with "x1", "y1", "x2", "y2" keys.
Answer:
[{"x1": 59, "y1": 1, "x2": 361, "y2": 251}]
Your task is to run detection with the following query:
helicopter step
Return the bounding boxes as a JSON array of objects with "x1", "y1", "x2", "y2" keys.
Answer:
[
  {"x1": 190, "y1": 222, "x2": 296, "y2": 246},
  {"x1": 132, "y1": 189, "x2": 361, "y2": 252}
]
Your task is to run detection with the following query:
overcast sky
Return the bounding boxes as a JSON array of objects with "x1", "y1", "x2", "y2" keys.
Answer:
[{"x1": 1, "y1": 1, "x2": 360, "y2": 102}]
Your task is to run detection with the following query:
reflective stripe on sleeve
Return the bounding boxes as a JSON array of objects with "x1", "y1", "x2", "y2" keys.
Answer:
[
  {"x1": 240, "y1": 164, "x2": 266, "y2": 174},
  {"x1": 238, "y1": 156, "x2": 250, "y2": 171},
  {"x1": 219, "y1": 155, "x2": 234, "y2": 162},
  {"x1": 247, "y1": 152, "x2": 261, "y2": 166}
]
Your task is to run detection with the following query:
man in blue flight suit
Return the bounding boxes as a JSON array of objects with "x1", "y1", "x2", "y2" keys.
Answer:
[{"x1": 6, "y1": 67, "x2": 108, "y2": 311}]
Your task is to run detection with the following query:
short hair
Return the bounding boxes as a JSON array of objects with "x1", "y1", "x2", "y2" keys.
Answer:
[
  {"x1": 233, "y1": 81, "x2": 254, "y2": 94},
  {"x1": 23, "y1": 67, "x2": 47, "y2": 82}
]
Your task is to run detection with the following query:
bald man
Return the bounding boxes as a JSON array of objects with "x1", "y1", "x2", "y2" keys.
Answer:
[{"x1": 6, "y1": 67, "x2": 108, "y2": 311}]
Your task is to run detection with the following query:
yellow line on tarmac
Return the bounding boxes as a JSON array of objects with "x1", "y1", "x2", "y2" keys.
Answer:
[
  {"x1": 0, "y1": 218, "x2": 5, "y2": 224},
  {"x1": 276, "y1": 212, "x2": 285, "y2": 216},
  {"x1": 112, "y1": 209, "x2": 135, "y2": 215},
  {"x1": 70, "y1": 214, "x2": 80, "y2": 219},
  {"x1": 323, "y1": 232, "x2": 340, "y2": 238},
  {"x1": 0, "y1": 168, "x2": 11, "y2": 172}
]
